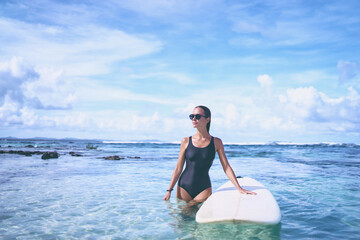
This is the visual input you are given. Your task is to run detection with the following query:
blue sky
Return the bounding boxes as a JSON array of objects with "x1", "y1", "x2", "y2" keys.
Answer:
[{"x1": 1, "y1": 0, "x2": 360, "y2": 143}]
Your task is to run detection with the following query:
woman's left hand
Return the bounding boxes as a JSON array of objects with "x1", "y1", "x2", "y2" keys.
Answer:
[
  {"x1": 163, "y1": 191, "x2": 172, "y2": 200},
  {"x1": 238, "y1": 188, "x2": 257, "y2": 195}
]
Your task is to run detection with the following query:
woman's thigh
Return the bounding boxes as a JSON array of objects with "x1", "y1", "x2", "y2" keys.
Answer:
[
  {"x1": 177, "y1": 186, "x2": 192, "y2": 202},
  {"x1": 177, "y1": 186, "x2": 212, "y2": 202},
  {"x1": 193, "y1": 187, "x2": 212, "y2": 203}
]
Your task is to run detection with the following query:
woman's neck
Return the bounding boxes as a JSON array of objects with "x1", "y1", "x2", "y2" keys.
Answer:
[{"x1": 195, "y1": 128, "x2": 211, "y2": 139}]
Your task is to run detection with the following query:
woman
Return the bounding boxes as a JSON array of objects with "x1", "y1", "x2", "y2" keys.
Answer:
[{"x1": 163, "y1": 105, "x2": 256, "y2": 203}]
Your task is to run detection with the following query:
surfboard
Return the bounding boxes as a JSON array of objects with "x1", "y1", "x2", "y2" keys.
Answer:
[{"x1": 195, "y1": 177, "x2": 281, "y2": 224}]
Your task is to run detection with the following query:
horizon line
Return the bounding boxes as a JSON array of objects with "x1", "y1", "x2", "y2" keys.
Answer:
[{"x1": 1, "y1": 136, "x2": 359, "y2": 146}]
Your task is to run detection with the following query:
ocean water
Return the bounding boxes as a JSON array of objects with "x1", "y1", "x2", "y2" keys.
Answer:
[{"x1": 0, "y1": 138, "x2": 359, "y2": 239}]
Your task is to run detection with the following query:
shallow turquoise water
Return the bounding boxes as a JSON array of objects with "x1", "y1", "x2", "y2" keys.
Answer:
[{"x1": 0, "y1": 139, "x2": 359, "y2": 239}]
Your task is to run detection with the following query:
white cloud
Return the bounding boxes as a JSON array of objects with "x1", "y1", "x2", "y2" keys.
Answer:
[
  {"x1": 0, "y1": 17, "x2": 162, "y2": 76},
  {"x1": 221, "y1": 103, "x2": 239, "y2": 128},
  {"x1": 279, "y1": 86, "x2": 321, "y2": 119},
  {"x1": 182, "y1": 77, "x2": 360, "y2": 141},
  {"x1": 0, "y1": 56, "x2": 188, "y2": 139},
  {"x1": 43, "y1": 109, "x2": 189, "y2": 140},
  {"x1": 260, "y1": 116, "x2": 283, "y2": 131},
  {"x1": 278, "y1": 86, "x2": 360, "y2": 128},
  {"x1": 0, "y1": 57, "x2": 38, "y2": 106},
  {"x1": 257, "y1": 74, "x2": 272, "y2": 88},
  {"x1": 24, "y1": 67, "x2": 76, "y2": 110},
  {"x1": 0, "y1": 57, "x2": 76, "y2": 126}
]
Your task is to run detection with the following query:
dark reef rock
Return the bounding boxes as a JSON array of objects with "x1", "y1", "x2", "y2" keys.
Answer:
[
  {"x1": 25, "y1": 145, "x2": 35, "y2": 148},
  {"x1": 86, "y1": 144, "x2": 98, "y2": 149},
  {"x1": 127, "y1": 156, "x2": 141, "y2": 159},
  {"x1": 103, "y1": 155, "x2": 124, "y2": 160},
  {"x1": 0, "y1": 150, "x2": 43, "y2": 156},
  {"x1": 41, "y1": 152, "x2": 59, "y2": 160},
  {"x1": 69, "y1": 151, "x2": 83, "y2": 157}
]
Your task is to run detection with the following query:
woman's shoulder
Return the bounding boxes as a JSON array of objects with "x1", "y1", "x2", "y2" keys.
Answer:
[
  {"x1": 213, "y1": 137, "x2": 224, "y2": 150},
  {"x1": 181, "y1": 136, "x2": 190, "y2": 144},
  {"x1": 213, "y1": 136, "x2": 223, "y2": 144},
  {"x1": 179, "y1": 137, "x2": 190, "y2": 150},
  {"x1": 181, "y1": 137, "x2": 190, "y2": 148}
]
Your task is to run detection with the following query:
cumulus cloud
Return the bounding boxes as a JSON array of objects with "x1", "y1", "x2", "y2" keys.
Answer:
[
  {"x1": 0, "y1": 57, "x2": 76, "y2": 127},
  {"x1": 24, "y1": 67, "x2": 76, "y2": 110},
  {"x1": 194, "y1": 76, "x2": 360, "y2": 141},
  {"x1": 257, "y1": 74, "x2": 272, "y2": 88},
  {"x1": 278, "y1": 86, "x2": 360, "y2": 132},
  {"x1": 0, "y1": 57, "x2": 186, "y2": 138},
  {"x1": 0, "y1": 57, "x2": 39, "y2": 107}
]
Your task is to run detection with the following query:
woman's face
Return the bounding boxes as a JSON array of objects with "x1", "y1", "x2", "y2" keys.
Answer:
[{"x1": 191, "y1": 107, "x2": 209, "y2": 129}]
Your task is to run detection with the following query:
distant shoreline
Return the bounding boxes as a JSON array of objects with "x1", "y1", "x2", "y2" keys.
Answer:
[{"x1": 1, "y1": 137, "x2": 359, "y2": 146}]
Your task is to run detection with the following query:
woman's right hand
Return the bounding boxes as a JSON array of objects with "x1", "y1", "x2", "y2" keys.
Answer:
[
  {"x1": 238, "y1": 188, "x2": 257, "y2": 195},
  {"x1": 163, "y1": 191, "x2": 171, "y2": 201}
]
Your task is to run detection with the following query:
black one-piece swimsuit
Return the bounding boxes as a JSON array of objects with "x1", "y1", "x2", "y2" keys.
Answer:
[{"x1": 178, "y1": 136, "x2": 216, "y2": 198}]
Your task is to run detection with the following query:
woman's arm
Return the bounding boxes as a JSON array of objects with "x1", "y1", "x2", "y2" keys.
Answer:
[
  {"x1": 163, "y1": 137, "x2": 189, "y2": 200},
  {"x1": 215, "y1": 137, "x2": 256, "y2": 195}
]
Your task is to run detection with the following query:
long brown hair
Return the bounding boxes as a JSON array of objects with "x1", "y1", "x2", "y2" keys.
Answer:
[{"x1": 196, "y1": 105, "x2": 211, "y2": 133}]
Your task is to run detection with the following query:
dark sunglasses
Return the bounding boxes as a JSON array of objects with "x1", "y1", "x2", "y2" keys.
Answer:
[{"x1": 189, "y1": 114, "x2": 206, "y2": 120}]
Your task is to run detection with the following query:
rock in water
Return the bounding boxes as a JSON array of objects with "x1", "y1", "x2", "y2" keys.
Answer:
[
  {"x1": 69, "y1": 152, "x2": 83, "y2": 157},
  {"x1": 41, "y1": 152, "x2": 59, "y2": 160},
  {"x1": 86, "y1": 144, "x2": 98, "y2": 149},
  {"x1": 104, "y1": 155, "x2": 124, "y2": 160}
]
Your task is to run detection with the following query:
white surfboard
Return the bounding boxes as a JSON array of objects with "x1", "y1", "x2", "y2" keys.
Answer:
[{"x1": 196, "y1": 177, "x2": 281, "y2": 224}]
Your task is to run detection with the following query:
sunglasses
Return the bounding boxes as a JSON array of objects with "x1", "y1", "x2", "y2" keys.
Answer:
[{"x1": 189, "y1": 114, "x2": 206, "y2": 120}]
